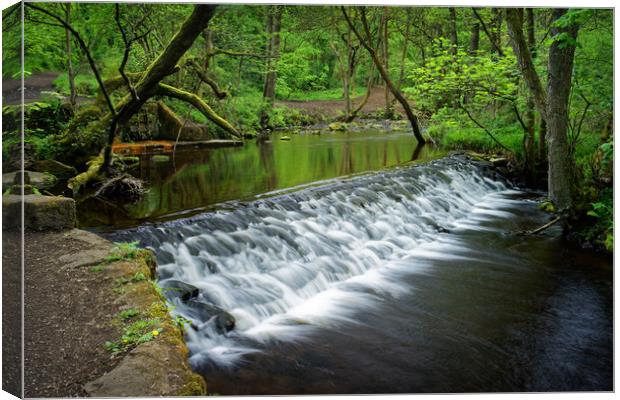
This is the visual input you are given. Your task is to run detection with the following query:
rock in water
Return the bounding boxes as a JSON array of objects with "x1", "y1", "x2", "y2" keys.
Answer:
[
  {"x1": 280, "y1": 135, "x2": 292, "y2": 141},
  {"x1": 328, "y1": 122, "x2": 347, "y2": 131},
  {"x1": 161, "y1": 280, "x2": 200, "y2": 302},
  {"x1": 186, "y1": 299, "x2": 236, "y2": 333}
]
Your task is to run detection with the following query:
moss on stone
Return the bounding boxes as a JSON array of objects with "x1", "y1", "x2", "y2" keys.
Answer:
[{"x1": 91, "y1": 248, "x2": 206, "y2": 396}]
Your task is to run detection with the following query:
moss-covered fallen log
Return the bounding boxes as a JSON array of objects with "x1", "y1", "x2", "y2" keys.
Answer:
[{"x1": 155, "y1": 83, "x2": 241, "y2": 138}]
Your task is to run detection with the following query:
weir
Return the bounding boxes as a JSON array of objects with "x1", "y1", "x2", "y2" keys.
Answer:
[
  {"x1": 106, "y1": 154, "x2": 612, "y2": 393},
  {"x1": 109, "y1": 155, "x2": 508, "y2": 364}
]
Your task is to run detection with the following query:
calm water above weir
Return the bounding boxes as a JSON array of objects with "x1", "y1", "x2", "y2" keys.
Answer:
[
  {"x1": 80, "y1": 130, "x2": 444, "y2": 229},
  {"x1": 107, "y1": 154, "x2": 612, "y2": 394}
]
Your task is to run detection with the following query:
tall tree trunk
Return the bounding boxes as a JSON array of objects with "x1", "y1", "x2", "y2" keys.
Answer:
[
  {"x1": 472, "y1": 8, "x2": 504, "y2": 56},
  {"x1": 539, "y1": 118, "x2": 547, "y2": 162},
  {"x1": 344, "y1": 26, "x2": 353, "y2": 118},
  {"x1": 382, "y1": 7, "x2": 391, "y2": 118},
  {"x1": 262, "y1": 5, "x2": 282, "y2": 104},
  {"x1": 492, "y1": 7, "x2": 503, "y2": 53},
  {"x1": 261, "y1": 5, "x2": 283, "y2": 129},
  {"x1": 341, "y1": 7, "x2": 425, "y2": 144},
  {"x1": 396, "y1": 10, "x2": 412, "y2": 91},
  {"x1": 524, "y1": 7, "x2": 536, "y2": 174},
  {"x1": 64, "y1": 3, "x2": 77, "y2": 108},
  {"x1": 448, "y1": 7, "x2": 458, "y2": 55},
  {"x1": 470, "y1": 15, "x2": 480, "y2": 53},
  {"x1": 545, "y1": 8, "x2": 578, "y2": 210},
  {"x1": 506, "y1": 8, "x2": 578, "y2": 211}
]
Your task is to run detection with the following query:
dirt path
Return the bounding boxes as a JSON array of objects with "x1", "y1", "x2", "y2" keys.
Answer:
[
  {"x1": 2, "y1": 228, "x2": 22, "y2": 397},
  {"x1": 2, "y1": 226, "x2": 205, "y2": 397},
  {"x1": 2, "y1": 72, "x2": 60, "y2": 105},
  {"x1": 3, "y1": 74, "x2": 401, "y2": 120},
  {"x1": 20, "y1": 229, "x2": 124, "y2": 397},
  {"x1": 277, "y1": 85, "x2": 406, "y2": 119}
]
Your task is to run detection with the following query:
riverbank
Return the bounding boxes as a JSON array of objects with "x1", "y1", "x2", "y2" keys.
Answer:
[{"x1": 9, "y1": 227, "x2": 205, "y2": 397}]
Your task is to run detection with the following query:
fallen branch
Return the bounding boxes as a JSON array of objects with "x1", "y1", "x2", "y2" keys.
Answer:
[
  {"x1": 186, "y1": 59, "x2": 227, "y2": 99},
  {"x1": 155, "y1": 83, "x2": 241, "y2": 138},
  {"x1": 459, "y1": 103, "x2": 514, "y2": 154},
  {"x1": 526, "y1": 216, "x2": 561, "y2": 235}
]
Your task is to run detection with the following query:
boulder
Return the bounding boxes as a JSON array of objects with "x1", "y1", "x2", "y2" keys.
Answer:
[
  {"x1": 161, "y1": 279, "x2": 200, "y2": 302},
  {"x1": 186, "y1": 299, "x2": 235, "y2": 333},
  {"x1": 2, "y1": 171, "x2": 57, "y2": 192},
  {"x1": 328, "y1": 122, "x2": 347, "y2": 131},
  {"x1": 3, "y1": 194, "x2": 75, "y2": 231},
  {"x1": 31, "y1": 160, "x2": 78, "y2": 181}
]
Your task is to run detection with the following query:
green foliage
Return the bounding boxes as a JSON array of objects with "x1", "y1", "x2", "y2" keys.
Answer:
[
  {"x1": 53, "y1": 73, "x2": 99, "y2": 96},
  {"x1": 174, "y1": 315, "x2": 192, "y2": 333},
  {"x1": 106, "y1": 241, "x2": 141, "y2": 263},
  {"x1": 404, "y1": 40, "x2": 519, "y2": 113},
  {"x1": 539, "y1": 201, "x2": 556, "y2": 213},
  {"x1": 118, "y1": 308, "x2": 140, "y2": 320},
  {"x1": 287, "y1": 87, "x2": 366, "y2": 101},
  {"x1": 105, "y1": 317, "x2": 162, "y2": 355},
  {"x1": 581, "y1": 187, "x2": 613, "y2": 252},
  {"x1": 89, "y1": 264, "x2": 104, "y2": 272}
]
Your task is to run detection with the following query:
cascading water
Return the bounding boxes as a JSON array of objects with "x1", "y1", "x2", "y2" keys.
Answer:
[
  {"x1": 110, "y1": 155, "x2": 513, "y2": 367},
  {"x1": 106, "y1": 153, "x2": 612, "y2": 393}
]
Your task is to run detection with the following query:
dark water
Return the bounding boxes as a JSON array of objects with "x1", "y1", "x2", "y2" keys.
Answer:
[
  {"x1": 79, "y1": 130, "x2": 444, "y2": 229},
  {"x1": 106, "y1": 155, "x2": 613, "y2": 394}
]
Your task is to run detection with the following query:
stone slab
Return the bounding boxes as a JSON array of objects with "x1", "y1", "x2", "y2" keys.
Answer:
[
  {"x1": 3, "y1": 194, "x2": 75, "y2": 231},
  {"x1": 2, "y1": 170, "x2": 57, "y2": 192}
]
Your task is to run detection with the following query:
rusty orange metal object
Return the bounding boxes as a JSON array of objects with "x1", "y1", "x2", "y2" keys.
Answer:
[{"x1": 112, "y1": 141, "x2": 175, "y2": 156}]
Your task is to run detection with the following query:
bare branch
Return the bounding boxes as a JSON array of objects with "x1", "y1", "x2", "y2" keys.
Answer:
[
  {"x1": 115, "y1": 4, "x2": 139, "y2": 102},
  {"x1": 459, "y1": 101, "x2": 514, "y2": 153},
  {"x1": 472, "y1": 8, "x2": 505, "y2": 56}
]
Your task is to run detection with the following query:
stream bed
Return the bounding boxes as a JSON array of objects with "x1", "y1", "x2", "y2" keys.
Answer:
[{"x1": 103, "y1": 135, "x2": 613, "y2": 393}]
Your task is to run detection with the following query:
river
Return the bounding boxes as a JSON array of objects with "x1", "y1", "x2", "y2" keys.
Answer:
[{"x1": 102, "y1": 130, "x2": 612, "y2": 394}]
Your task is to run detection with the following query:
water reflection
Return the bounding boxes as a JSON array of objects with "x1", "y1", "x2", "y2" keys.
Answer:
[{"x1": 79, "y1": 131, "x2": 444, "y2": 229}]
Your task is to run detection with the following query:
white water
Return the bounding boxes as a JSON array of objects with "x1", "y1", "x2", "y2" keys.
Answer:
[{"x1": 122, "y1": 156, "x2": 516, "y2": 368}]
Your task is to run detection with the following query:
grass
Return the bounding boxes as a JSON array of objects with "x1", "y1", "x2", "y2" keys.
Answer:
[
  {"x1": 53, "y1": 72, "x2": 99, "y2": 97},
  {"x1": 105, "y1": 317, "x2": 163, "y2": 355},
  {"x1": 105, "y1": 241, "x2": 141, "y2": 263}
]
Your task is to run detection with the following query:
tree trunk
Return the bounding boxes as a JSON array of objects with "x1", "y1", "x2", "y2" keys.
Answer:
[
  {"x1": 101, "y1": 4, "x2": 218, "y2": 173},
  {"x1": 470, "y1": 17, "x2": 480, "y2": 53},
  {"x1": 492, "y1": 7, "x2": 503, "y2": 54},
  {"x1": 506, "y1": 7, "x2": 578, "y2": 211},
  {"x1": 382, "y1": 7, "x2": 391, "y2": 117},
  {"x1": 448, "y1": 7, "x2": 458, "y2": 55},
  {"x1": 341, "y1": 7, "x2": 425, "y2": 144},
  {"x1": 506, "y1": 9, "x2": 547, "y2": 119},
  {"x1": 261, "y1": 5, "x2": 283, "y2": 129},
  {"x1": 344, "y1": 26, "x2": 353, "y2": 118},
  {"x1": 64, "y1": 3, "x2": 77, "y2": 108},
  {"x1": 262, "y1": 5, "x2": 282, "y2": 103},
  {"x1": 539, "y1": 118, "x2": 547, "y2": 162},
  {"x1": 545, "y1": 8, "x2": 578, "y2": 211},
  {"x1": 472, "y1": 8, "x2": 504, "y2": 56},
  {"x1": 524, "y1": 7, "x2": 536, "y2": 173},
  {"x1": 396, "y1": 10, "x2": 412, "y2": 91}
]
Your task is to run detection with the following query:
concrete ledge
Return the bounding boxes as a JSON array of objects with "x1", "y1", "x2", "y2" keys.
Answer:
[
  {"x1": 3, "y1": 194, "x2": 76, "y2": 231},
  {"x1": 83, "y1": 244, "x2": 206, "y2": 397}
]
